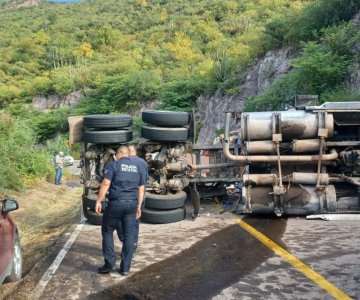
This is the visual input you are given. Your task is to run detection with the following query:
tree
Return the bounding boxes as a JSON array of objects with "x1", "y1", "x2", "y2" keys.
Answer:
[
  {"x1": 73, "y1": 42, "x2": 94, "y2": 59},
  {"x1": 165, "y1": 32, "x2": 201, "y2": 63},
  {"x1": 292, "y1": 41, "x2": 349, "y2": 94}
]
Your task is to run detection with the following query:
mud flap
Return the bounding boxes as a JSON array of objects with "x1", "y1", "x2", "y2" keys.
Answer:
[{"x1": 190, "y1": 183, "x2": 200, "y2": 219}]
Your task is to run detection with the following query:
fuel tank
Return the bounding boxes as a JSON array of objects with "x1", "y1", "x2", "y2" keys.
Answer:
[
  {"x1": 241, "y1": 111, "x2": 334, "y2": 141},
  {"x1": 241, "y1": 185, "x2": 337, "y2": 215}
]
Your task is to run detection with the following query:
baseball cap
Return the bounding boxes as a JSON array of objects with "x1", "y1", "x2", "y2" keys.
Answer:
[{"x1": 226, "y1": 184, "x2": 235, "y2": 190}]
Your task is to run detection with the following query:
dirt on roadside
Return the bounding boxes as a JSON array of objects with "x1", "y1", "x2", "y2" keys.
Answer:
[{"x1": 0, "y1": 176, "x2": 83, "y2": 299}]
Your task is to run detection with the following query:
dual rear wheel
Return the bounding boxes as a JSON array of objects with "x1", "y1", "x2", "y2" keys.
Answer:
[
  {"x1": 141, "y1": 191, "x2": 187, "y2": 224},
  {"x1": 140, "y1": 110, "x2": 191, "y2": 224},
  {"x1": 82, "y1": 114, "x2": 133, "y2": 225}
]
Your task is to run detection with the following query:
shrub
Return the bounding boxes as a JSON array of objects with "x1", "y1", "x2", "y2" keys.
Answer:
[
  {"x1": 245, "y1": 72, "x2": 302, "y2": 111},
  {"x1": 50, "y1": 70, "x2": 75, "y2": 96},
  {"x1": 320, "y1": 22, "x2": 360, "y2": 57},
  {"x1": 44, "y1": 135, "x2": 68, "y2": 156},
  {"x1": 0, "y1": 113, "x2": 52, "y2": 192},
  {"x1": 292, "y1": 41, "x2": 350, "y2": 94},
  {"x1": 0, "y1": 84, "x2": 21, "y2": 109},
  {"x1": 29, "y1": 76, "x2": 53, "y2": 95},
  {"x1": 71, "y1": 97, "x2": 111, "y2": 115},
  {"x1": 158, "y1": 76, "x2": 217, "y2": 111},
  {"x1": 98, "y1": 70, "x2": 161, "y2": 111},
  {"x1": 30, "y1": 108, "x2": 71, "y2": 142},
  {"x1": 320, "y1": 88, "x2": 360, "y2": 103},
  {"x1": 266, "y1": 0, "x2": 360, "y2": 47}
]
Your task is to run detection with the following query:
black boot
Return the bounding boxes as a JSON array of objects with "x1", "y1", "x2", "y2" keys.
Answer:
[{"x1": 98, "y1": 265, "x2": 116, "y2": 274}]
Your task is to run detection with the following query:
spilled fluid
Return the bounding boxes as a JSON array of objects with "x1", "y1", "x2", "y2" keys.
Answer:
[{"x1": 89, "y1": 216, "x2": 287, "y2": 300}]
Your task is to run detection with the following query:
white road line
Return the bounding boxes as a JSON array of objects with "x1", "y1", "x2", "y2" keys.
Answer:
[{"x1": 31, "y1": 221, "x2": 85, "y2": 299}]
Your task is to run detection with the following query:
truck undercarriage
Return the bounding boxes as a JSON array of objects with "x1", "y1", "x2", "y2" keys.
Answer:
[
  {"x1": 70, "y1": 102, "x2": 360, "y2": 224},
  {"x1": 222, "y1": 102, "x2": 360, "y2": 216}
]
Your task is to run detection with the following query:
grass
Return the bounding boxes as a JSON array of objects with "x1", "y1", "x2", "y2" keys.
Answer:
[{"x1": 10, "y1": 180, "x2": 83, "y2": 274}]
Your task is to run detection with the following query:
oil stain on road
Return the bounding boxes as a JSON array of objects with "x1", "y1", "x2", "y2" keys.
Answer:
[{"x1": 89, "y1": 217, "x2": 287, "y2": 300}]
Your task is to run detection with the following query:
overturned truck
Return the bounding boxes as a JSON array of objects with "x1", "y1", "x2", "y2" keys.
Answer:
[
  {"x1": 70, "y1": 102, "x2": 360, "y2": 224},
  {"x1": 140, "y1": 102, "x2": 360, "y2": 218},
  {"x1": 223, "y1": 102, "x2": 360, "y2": 216}
]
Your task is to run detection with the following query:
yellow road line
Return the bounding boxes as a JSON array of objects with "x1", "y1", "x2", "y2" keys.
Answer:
[{"x1": 236, "y1": 219, "x2": 352, "y2": 300}]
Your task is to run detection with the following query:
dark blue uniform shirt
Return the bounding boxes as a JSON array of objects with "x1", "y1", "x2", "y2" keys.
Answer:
[
  {"x1": 103, "y1": 157, "x2": 145, "y2": 201},
  {"x1": 130, "y1": 155, "x2": 148, "y2": 183}
]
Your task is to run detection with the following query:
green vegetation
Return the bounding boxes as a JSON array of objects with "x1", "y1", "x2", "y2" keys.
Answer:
[
  {"x1": 0, "y1": 0, "x2": 311, "y2": 112},
  {"x1": 158, "y1": 76, "x2": 216, "y2": 111},
  {"x1": 266, "y1": 0, "x2": 360, "y2": 47},
  {"x1": 0, "y1": 113, "x2": 52, "y2": 192},
  {"x1": 1, "y1": 0, "x2": 360, "y2": 188},
  {"x1": 5, "y1": 104, "x2": 70, "y2": 141},
  {"x1": 246, "y1": 0, "x2": 360, "y2": 111}
]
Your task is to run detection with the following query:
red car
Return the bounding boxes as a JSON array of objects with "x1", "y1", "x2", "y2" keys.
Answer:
[{"x1": 0, "y1": 199, "x2": 22, "y2": 284}]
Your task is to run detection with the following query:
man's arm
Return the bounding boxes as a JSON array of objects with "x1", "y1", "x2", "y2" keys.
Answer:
[
  {"x1": 136, "y1": 185, "x2": 145, "y2": 219},
  {"x1": 95, "y1": 178, "x2": 111, "y2": 214}
]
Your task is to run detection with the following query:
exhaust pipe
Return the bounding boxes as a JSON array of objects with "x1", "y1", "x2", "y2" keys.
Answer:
[
  {"x1": 223, "y1": 141, "x2": 338, "y2": 162},
  {"x1": 243, "y1": 173, "x2": 330, "y2": 185},
  {"x1": 191, "y1": 163, "x2": 240, "y2": 170}
]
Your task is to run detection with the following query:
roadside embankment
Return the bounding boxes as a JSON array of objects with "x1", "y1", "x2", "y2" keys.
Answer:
[{"x1": 0, "y1": 176, "x2": 82, "y2": 299}]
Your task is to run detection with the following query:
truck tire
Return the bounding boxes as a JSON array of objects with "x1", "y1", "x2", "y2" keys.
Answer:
[
  {"x1": 84, "y1": 114, "x2": 132, "y2": 129},
  {"x1": 141, "y1": 126, "x2": 188, "y2": 141},
  {"x1": 141, "y1": 207, "x2": 186, "y2": 224},
  {"x1": 86, "y1": 209, "x2": 103, "y2": 225},
  {"x1": 5, "y1": 232, "x2": 22, "y2": 283},
  {"x1": 84, "y1": 193, "x2": 107, "y2": 211},
  {"x1": 142, "y1": 110, "x2": 190, "y2": 126},
  {"x1": 84, "y1": 130, "x2": 132, "y2": 144},
  {"x1": 145, "y1": 191, "x2": 187, "y2": 210}
]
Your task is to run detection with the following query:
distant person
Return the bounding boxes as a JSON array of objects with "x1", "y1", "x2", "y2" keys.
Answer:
[
  {"x1": 223, "y1": 184, "x2": 240, "y2": 209},
  {"x1": 54, "y1": 151, "x2": 64, "y2": 185},
  {"x1": 95, "y1": 145, "x2": 145, "y2": 276},
  {"x1": 128, "y1": 144, "x2": 148, "y2": 253}
]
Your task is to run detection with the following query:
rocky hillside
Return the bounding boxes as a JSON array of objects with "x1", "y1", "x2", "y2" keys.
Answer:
[
  {"x1": 2, "y1": 0, "x2": 360, "y2": 145},
  {"x1": 195, "y1": 8, "x2": 360, "y2": 144},
  {"x1": 196, "y1": 49, "x2": 293, "y2": 144}
]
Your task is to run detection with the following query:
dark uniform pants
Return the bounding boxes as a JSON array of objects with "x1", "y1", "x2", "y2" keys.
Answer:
[{"x1": 101, "y1": 199, "x2": 137, "y2": 273}]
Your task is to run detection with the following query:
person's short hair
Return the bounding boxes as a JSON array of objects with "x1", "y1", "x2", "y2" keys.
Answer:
[{"x1": 116, "y1": 145, "x2": 129, "y2": 156}]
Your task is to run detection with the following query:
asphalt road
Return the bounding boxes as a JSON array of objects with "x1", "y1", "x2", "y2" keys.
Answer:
[{"x1": 2, "y1": 201, "x2": 360, "y2": 300}]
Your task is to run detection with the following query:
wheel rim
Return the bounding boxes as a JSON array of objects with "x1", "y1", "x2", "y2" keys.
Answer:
[{"x1": 13, "y1": 241, "x2": 22, "y2": 277}]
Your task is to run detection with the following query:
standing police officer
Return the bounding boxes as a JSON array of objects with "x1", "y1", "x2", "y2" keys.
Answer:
[
  {"x1": 128, "y1": 144, "x2": 148, "y2": 252},
  {"x1": 95, "y1": 145, "x2": 145, "y2": 276}
]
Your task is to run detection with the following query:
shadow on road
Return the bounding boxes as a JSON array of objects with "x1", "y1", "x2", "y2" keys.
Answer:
[{"x1": 89, "y1": 216, "x2": 287, "y2": 300}]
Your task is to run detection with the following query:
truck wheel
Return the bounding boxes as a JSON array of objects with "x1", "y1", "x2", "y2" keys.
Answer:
[
  {"x1": 142, "y1": 110, "x2": 190, "y2": 126},
  {"x1": 84, "y1": 193, "x2": 107, "y2": 211},
  {"x1": 141, "y1": 207, "x2": 186, "y2": 224},
  {"x1": 145, "y1": 191, "x2": 187, "y2": 210},
  {"x1": 84, "y1": 130, "x2": 132, "y2": 144},
  {"x1": 5, "y1": 233, "x2": 22, "y2": 283},
  {"x1": 86, "y1": 209, "x2": 103, "y2": 225},
  {"x1": 141, "y1": 126, "x2": 188, "y2": 141},
  {"x1": 84, "y1": 114, "x2": 132, "y2": 129}
]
